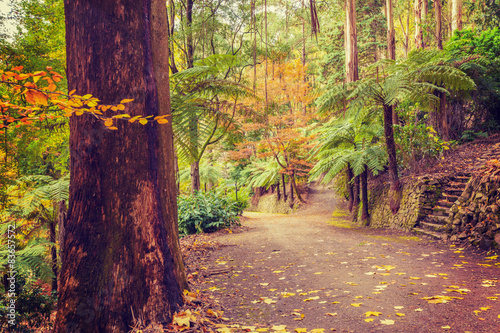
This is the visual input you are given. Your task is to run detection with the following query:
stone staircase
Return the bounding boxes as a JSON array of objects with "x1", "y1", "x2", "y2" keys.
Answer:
[{"x1": 413, "y1": 173, "x2": 470, "y2": 240}]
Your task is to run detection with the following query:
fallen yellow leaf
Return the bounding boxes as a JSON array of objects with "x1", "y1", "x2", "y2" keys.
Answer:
[
  {"x1": 441, "y1": 325, "x2": 451, "y2": 329},
  {"x1": 364, "y1": 311, "x2": 382, "y2": 317},
  {"x1": 380, "y1": 319, "x2": 395, "y2": 325},
  {"x1": 351, "y1": 303, "x2": 362, "y2": 307},
  {"x1": 294, "y1": 329, "x2": 307, "y2": 333},
  {"x1": 396, "y1": 313, "x2": 405, "y2": 317},
  {"x1": 271, "y1": 325, "x2": 287, "y2": 331},
  {"x1": 365, "y1": 318, "x2": 375, "y2": 322}
]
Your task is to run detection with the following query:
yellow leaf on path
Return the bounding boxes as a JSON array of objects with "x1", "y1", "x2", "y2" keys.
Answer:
[
  {"x1": 294, "y1": 329, "x2": 307, "y2": 333},
  {"x1": 310, "y1": 330, "x2": 325, "y2": 333},
  {"x1": 415, "y1": 308, "x2": 423, "y2": 312},
  {"x1": 345, "y1": 282, "x2": 358, "y2": 286},
  {"x1": 273, "y1": 270, "x2": 284, "y2": 274},
  {"x1": 120, "y1": 99, "x2": 134, "y2": 104},
  {"x1": 486, "y1": 297, "x2": 498, "y2": 300},
  {"x1": 380, "y1": 319, "x2": 395, "y2": 325},
  {"x1": 242, "y1": 326, "x2": 256, "y2": 331},
  {"x1": 441, "y1": 326, "x2": 451, "y2": 329},
  {"x1": 260, "y1": 283, "x2": 269, "y2": 286},
  {"x1": 364, "y1": 311, "x2": 382, "y2": 317},
  {"x1": 326, "y1": 312, "x2": 338, "y2": 316},
  {"x1": 394, "y1": 306, "x2": 404, "y2": 310},
  {"x1": 410, "y1": 277, "x2": 421, "y2": 280},
  {"x1": 351, "y1": 303, "x2": 362, "y2": 307},
  {"x1": 257, "y1": 329, "x2": 269, "y2": 332},
  {"x1": 271, "y1": 325, "x2": 286, "y2": 331},
  {"x1": 332, "y1": 301, "x2": 340, "y2": 304},
  {"x1": 480, "y1": 306, "x2": 491, "y2": 311},
  {"x1": 365, "y1": 318, "x2": 375, "y2": 322},
  {"x1": 314, "y1": 272, "x2": 323, "y2": 275},
  {"x1": 396, "y1": 313, "x2": 405, "y2": 317},
  {"x1": 304, "y1": 296, "x2": 320, "y2": 301},
  {"x1": 139, "y1": 118, "x2": 148, "y2": 125}
]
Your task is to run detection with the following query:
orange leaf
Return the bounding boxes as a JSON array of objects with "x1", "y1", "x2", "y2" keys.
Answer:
[{"x1": 25, "y1": 90, "x2": 48, "y2": 106}]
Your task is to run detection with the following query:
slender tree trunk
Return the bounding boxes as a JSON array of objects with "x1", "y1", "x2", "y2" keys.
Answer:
[
  {"x1": 439, "y1": 92, "x2": 449, "y2": 141},
  {"x1": 191, "y1": 160, "x2": 200, "y2": 193},
  {"x1": 436, "y1": 0, "x2": 443, "y2": 49},
  {"x1": 360, "y1": 165, "x2": 369, "y2": 225},
  {"x1": 264, "y1": 0, "x2": 269, "y2": 110},
  {"x1": 347, "y1": 164, "x2": 354, "y2": 213},
  {"x1": 186, "y1": 0, "x2": 194, "y2": 68},
  {"x1": 56, "y1": 1, "x2": 185, "y2": 331},
  {"x1": 345, "y1": 0, "x2": 359, "y2": 82},
  {"x1": 451, "y1": 0, "x2": 463, "y2": 32},
  {"x1": 290, "y1": 171, "x2": 304, "y2": 203},
  {"x1": 421, "y1": 0, "x2": 428, "y2": 48},
  {"x1": 282, "y1": 173, "x2": 287, "y2": 202},
  {"x1": 277, "y1": 179, "x2": 281, "y2": 201},
  {"x1": 386, "y1": 0, "x2": 395, "y2": 60},
  {"x1": 252, "y1": 0, "x2": 257, "y2": 93},
  {"x1": 414, "y1": 0, "x2": 423, "y2": 49},
  {"x1": 383, "y1": 105, "x2": 402, "y2": 214},
  {"x1": 351, "y1": 175, "x2": 360, "y2": 221},
  {"x1": 49, "y1": 218, "x2": 57, "y2": 293}
]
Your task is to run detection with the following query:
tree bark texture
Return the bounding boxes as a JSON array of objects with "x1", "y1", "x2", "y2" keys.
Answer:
[
  {"x1": 351, "y1": 175, "x2": 360, "y2": 222},
  {"x1": 435, "y1": 0, "x2": 443, "y2": 50},
  {"x1": 451, "y1": 0, "x2": 463, "y2": 32},
  {"x1": 56, "y1": 1, "x2": 185, "y2": 331},
  {"x1": 282, "y1": 173, "x2": 287, "y2": 202},
  {"x1": 345, "y1": 0, "x2": 359, "y2": 83},
  {"x1": 383, "y1": 105, "x2": 402, "y2": 214},
  {"x1": 191, "y1": 160, "x2": 200, "y2": 193},
  {"x1": 414, "y1": 0, "x2": 423, "y2": 49},
  {"x1": 386, "y1": 0, "x2": 395, "y2": 61},
  {"x1": 347, "y1": 165, "x2": 354, "y2": 213},
  {"x1": 186, "y1": 0, "x2": 195, "y2": 68},
  {"x1": 360, "y1": 166, "x2": 369, "y2": 225}
]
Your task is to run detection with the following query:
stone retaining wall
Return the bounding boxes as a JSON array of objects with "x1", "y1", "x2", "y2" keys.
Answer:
[
  {"x1": 369, "y1": 176, "x2": 447, "y2": 230},
  {"x1": 447, "y1": 161, "x2": 500, "y2": 249}
]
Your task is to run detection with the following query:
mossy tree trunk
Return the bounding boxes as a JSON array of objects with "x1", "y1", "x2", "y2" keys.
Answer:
[
  {"x1": 360, "y1": 165, "x2": 369, "y2": 225},
  {"x1": 55, "y1": 0, "x2": 186, "y2": 331},
  {"x1": 351, "y1": 175, "x2": 360, "y2": 221},
  {"x1": 383, "y1": 105, "x2": 402, "y2": 214}
]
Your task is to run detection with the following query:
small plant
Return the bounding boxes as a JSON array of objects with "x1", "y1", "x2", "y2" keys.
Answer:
[
  {"x1": 177, "y1": 191, "x2": 241, "y2": 235},
  {"x1": 0, "y1": 276, "x2": 56, "y2": 332},
  {"x1": 460, "y1": 130, "x2": 488, "y2": 143}
]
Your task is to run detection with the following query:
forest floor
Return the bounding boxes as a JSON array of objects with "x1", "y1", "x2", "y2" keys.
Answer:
[{"x1": 182, "y1": 186, "x2": 500, "y2": 333}]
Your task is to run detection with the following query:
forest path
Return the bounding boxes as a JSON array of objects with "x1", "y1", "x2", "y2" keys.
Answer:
[{"x1": 201, "y1": 186, "x2": 500, "y2": 333}]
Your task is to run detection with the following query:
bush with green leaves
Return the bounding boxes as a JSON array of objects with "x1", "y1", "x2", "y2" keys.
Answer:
[
  {"x1": 177, "y1": 191, "x2": 241, "y2": 235},
  {"x1": 0, "y1": 275, "x2": 56, "y2": 332}
]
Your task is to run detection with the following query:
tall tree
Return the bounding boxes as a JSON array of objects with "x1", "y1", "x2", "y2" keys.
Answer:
[
  {"x1": 451, "y1": 0, "x2": 463, "y2": 32},
  {"x1": 55, "y1": 0, "x2": 186, "y2": 331},
  {"x1": 435, "y1": 0, "x2": 443, "y2": 50},
  {"x1": 414, "y1": 0, "x2": 424, "y2": 49}
]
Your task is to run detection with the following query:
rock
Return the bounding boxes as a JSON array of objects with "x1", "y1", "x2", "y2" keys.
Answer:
[
  {"x1": 495, "y1": 232, "x2": 500, "y2": 246},
  {"x1": 453, "y1": 218, "x2": 461, "y2": 225},
  {"x1": 450, "y1": 235, "x2": 458, "y2": 242},
  {"x1": 458, "y1": 232, "x2": 468, "y2": 239}
]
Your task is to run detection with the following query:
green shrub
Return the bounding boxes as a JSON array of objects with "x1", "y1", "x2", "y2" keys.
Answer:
[
  {"x1": 177, "y1": 191, "x2": 240, "y2": 235},
  {"x1": 0, "y1": 276, "x2": 56, "y2": 332}
]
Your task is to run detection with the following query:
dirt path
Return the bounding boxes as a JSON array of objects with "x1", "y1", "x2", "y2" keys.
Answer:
[{"x1": 198, "y1": 187, "x2": 500, "y2": 333}]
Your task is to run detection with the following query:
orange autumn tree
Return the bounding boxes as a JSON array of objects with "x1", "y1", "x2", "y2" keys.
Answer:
[
  {"x1": 232, "y1": 58, "x2": 316, "y2": 203},
  {"x1": 0, "y1": 66, "x2": 168, "y2": 135}
]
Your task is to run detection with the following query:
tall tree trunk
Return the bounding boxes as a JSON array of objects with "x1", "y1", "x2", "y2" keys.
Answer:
[
  {"x1": 277, "y1": 179, "x2": 281, "y2": 201},
  {"x1": 451, "y1": 0, "x2": 463, "y2": 32},
  {"x1": 347, "y1": 164, "x2": 354, "y2": 213},
  {"x1": 435, "y1": 0, "x2": 443, "y2": 49},
  {"x1": 421, "y1": 0, "x2": 428, "y2": 48},
  {"x1": 186, "y1": 0, "x2": 194, "y2": 68},
  {"x1": 252, "y1": 0, "x2": 257, "y2": 93},
  {"x1": 191, "y1": 160, "x2": 200, "y2": 193},
  {"x1": 345, "y1": 0, "x2": 359, "y2": 83},
  {"x1": 290, "y1": 171, "x2": 304, "y2": 203},
  {"x1": 414, "y1": 0, "x2": 423, "y2": 49},
  {"x1": 383, "y1": 105, "x2": 402, "y2": 214},
  {"x1": 386, "y1": 0, "x2": 396, "y2": 60},
  {"x1": 264, "y1": 0, "x2": 269, "y2": 110},
  {"x1": 282, "y1": 173, "x2": 287, "y2": 202},
  {"x1": 439, "y1": 91, "x2": 449, "y2": 141},
  {"x1": 351, "y1": 175, "x2": 360, "y2": 221},
  {"x1": 56, "y1": 1, "x2": 185, "y2": 331},
  {"x1": 386, "y1": 0, "x2": 398, "y2": 125},
  {"x1": 360, "y1": 165, "x2": 369, "y2": 225},
  {"x1": 49, "y1": 217, "x2": 57, "y2": 293}
]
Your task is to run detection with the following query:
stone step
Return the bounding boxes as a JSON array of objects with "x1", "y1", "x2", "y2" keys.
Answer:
[
  {"x1": 432, "y1": 207, "x2": 450, "y2": 216},
  {"x1": 446, "y1": 182, "x2": 467, "y2": 189},
  {"x1": 425, "y1": 214, "x2": 448, "y2": 224},
  {"x1": 443, "y1": 189, "x2": 464, "y2": 197},
  {"x1": 453, "y1": 177, "x2": 470, "y2": 184},
  {"x1": 437, "y1": 200, "x2": 454, "y2": 208},
  {"x1": 442, "y1": 193, "x2": 459, "y2": 202},
  {"x1": 412, "y1": 227, "x2": 445, "y2": 240},
  {"x1": 420, "y1": 221, "x2": 447, "y2": 232}
]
